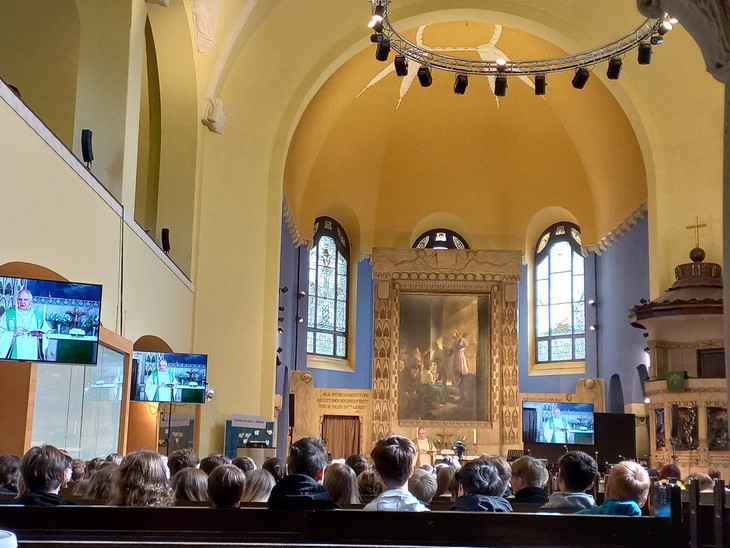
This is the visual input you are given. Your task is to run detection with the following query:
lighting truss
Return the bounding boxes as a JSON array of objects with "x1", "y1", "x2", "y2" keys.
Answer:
[{"x1": 369, "y1": 0, "x2": 668, "y2": 77}]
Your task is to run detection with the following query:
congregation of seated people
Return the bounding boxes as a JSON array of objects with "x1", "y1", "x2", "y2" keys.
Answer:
[{"x1": 0, "y1": 438, "x2": 724, "y2": 516}]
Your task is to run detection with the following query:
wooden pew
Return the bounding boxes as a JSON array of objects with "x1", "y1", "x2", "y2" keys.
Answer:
[{"x1": 0, "y1": 504, "x2": 676, "y2": 548}]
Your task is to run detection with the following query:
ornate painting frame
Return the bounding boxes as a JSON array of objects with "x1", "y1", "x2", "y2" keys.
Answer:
[{"x1": 371, "y1": 248, "x2": 522, "y2": 453}]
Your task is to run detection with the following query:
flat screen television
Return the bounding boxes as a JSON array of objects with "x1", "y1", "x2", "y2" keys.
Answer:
[
  {"x1": 522, "y1": 401, "x2": 595, "y2": 445},
  {"x1": 0, "y1": 275, "x2": 102, "y2": 365},
  {"x1": 131, "y1": 351, "x2": 208, "y2": 404}
]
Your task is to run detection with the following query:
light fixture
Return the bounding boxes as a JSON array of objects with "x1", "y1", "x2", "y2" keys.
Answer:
[
  {"x1": 277, "y1": 327, "x2": 283, "y2": 334},
  {"x1": 637, "y1": 363, "x2": 651, "y2": 404},
  {"x1": 368, "y1": 4, "x2": 385, "y2": 29},
  {"x1": 572, "y1": 67, "x2": 590, "y2": 89},
  {"x1": 638, "y1": 42, "x2": 652, "y2": 65},
  {"x1": 277, "y1": 347, "x2": 283, "y2": 354},
  {"x1": 495, "y1": 58, "x2": 507, "y2": 72},
  {"x1": 278, "y1": 317, "x2": 284, "y2": 322},
  {"x1": 454, "y1": 73, "x2": 468, "y2": 95},
  {"x1": 534, "y1": 74, "x2": 546, "y2": 96},
  {"x1": 668, "y1": 15, "x2": 678, "y2": 25},
  {"x1": 297, "y1": 290, "x2": 307, "y2": 298},
  {"x1": 279, "y1": 287, "x2": 288, "y2": 294},
  {"x1": 394, "y1": 55, "x2": 408, "y2": 76},
  {"x1": 296, "y1": 316, "x2": 304, "y2": 323},
  {"x1": 375, "y1": 38, "x2": 391, "y2": 61},
  {"x1": 278, "y1": 306, "x2": 284, "y2": 311},
  {"x1": 417, "y1": 65, "x2": 432, "y2": 87},
  {"x1": 606, "y1": 57, "x2": 623, "y2": 80},
  {"x1": 589, "y1": 324, "x2": 598, "y2": 331},
  {"x1": 650, "y1": 35, "x2": 664, "y2": 45},
  {"x1": 494, "y1": 75, "x2": 507, "y2": 96},
  {"x1": 588, "y1": 299, "x2": 596, "y2": 306},
  {"x1": 276, "y1": 356, "x2": 282, "y2": 367},
  {"x1": 657, "y1": 20, "x2": 673, "y2": 35}
]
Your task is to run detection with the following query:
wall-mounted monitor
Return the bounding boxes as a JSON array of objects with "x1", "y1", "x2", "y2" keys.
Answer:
[
  {"x1": 131, "y1": 351, "x2": 208, "y2": 404},
  {"x1": 522, "y1": 401, "x2": 595, "y2": 445},
  {"x1": 0, "y1": 275, "x2": 102, "y2": 365}
]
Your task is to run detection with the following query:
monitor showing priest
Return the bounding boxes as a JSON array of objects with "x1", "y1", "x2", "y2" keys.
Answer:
[
  {"x1": 0, "y1": 290, "x2": 50, "y2": 361},
  {"x1": 145, "y1": 358, "x2": 180, "y2": 402}
]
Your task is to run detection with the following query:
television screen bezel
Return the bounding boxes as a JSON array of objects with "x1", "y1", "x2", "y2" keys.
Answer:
[
  {"x1": 522, "y1": 400, "x2": 595, "y2": 446},
  {"x1": 131, "y1": 350, "x2": 208, "y2": 404},
  {"x1": 0, "y1": 275, "x2": 102, "y2": 366}
]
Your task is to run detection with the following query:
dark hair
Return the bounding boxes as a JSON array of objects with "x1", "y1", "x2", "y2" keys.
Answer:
[
  {"x1": 20, "y1": 445, "x2": 67, "y2": 492},
  {"x1": 200, "y1": 453, "x2": 231, "y2": 476},
  {"x1": 81, "y1": 464, "x2": 118, "y2": 502},
  {"x1": 231, "y1": 456, "x2": 256, "y2": 474},
  {"x1": 708, "y1": 467, "x2": 723, "y2": 481},
  {"x1": 173, "y1": 467, "x2": 209, "y2": 503},
  {"x1": 356, "y1": 470, "x2": 381, "y2": 497},
  {"x1": 481, "y1": 455, "x2": 512, "y2": 496},
  {"x1": 207, "y1": 465, "x2": 246, "y2": 508},
  {"x1": 344, "y1": 454, "x2": 370, "y2": 477},
  {"x1": 85, "y1": 457, "x2": 105, "y2": 478},
  {"x1": 435, "y1": 466, "x2": 455, "y2": 498},
  {"x1": 370, "y1": 435, "x2": 416, "y2": 489},
  {"x1": 0, "y1": 454, "x2": 20, "y2": 492},
  {"x1": 71, "y1": 459, "x2": 86, "y2": 482},
  {"x1": 455, "y1": 459, "x2": 502, "y2": 496},
  {"x1": 409, "y1": 468, "x2": 437, "y2": 504},
  {"x1": 262, "y1": 457, "x2": 286, "y2": 483},
  {"x1": 288, "y1": 438, "x2": 328, "y2": 479},
  {"x1": 168, "y1": 449, "x2": 199, "y2": 477},
  {"x1": 659, "y1": 463, "x2": 682, "y2": 481},
  {"x1": 558, "y1": 451, "x2": 598, "y2": 492},
  {"x1": 323, "y1": 463, "x2": 360, "y2": 506},
  {"x1": 105, "y1": 453, "x2": 123, "y2": 466}
]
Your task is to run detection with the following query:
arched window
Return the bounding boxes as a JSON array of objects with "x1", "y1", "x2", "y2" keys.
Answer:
[
  {"x1": 412, "y1": 228, "x2": 469, "y2": 249},
  {"x1": 534, "y1": 222, "x2": 585, "y2": 363},
  {"x1": 307, "y1": 217, "x2": 349, "y2": 358}
]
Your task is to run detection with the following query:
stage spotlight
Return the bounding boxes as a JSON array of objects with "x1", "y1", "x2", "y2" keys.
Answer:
[
  {"x1": 297, "y1": 290, "x2": 307, "y2": 298},
  {"x1": 494, "y1": 75, "x2": 507, "y2": 96},
  {"x1": 657, "y1": 20, "x2": 673, "y2": 35},
  {"x1": 277, "y1": 347, "x2": 283, "y2": 354},
  {"x1": 276, "y1": 356, "x2": 282, "y2": 367},
  {"x1": 279, "y1": 287, "x2": 289, "y2": 293},
  {"x1": 296, "y1": 316, "x2": 304, "y2": 324},
  {"x1": 370, "y1": 32, "x2": 386, "y2": 43},
  {"x1": 368, "y1": 4, "x2": 385, "y2": 28},
  {"x1": 534, "y1": 74, "x2": 546, "y2": 96},
  {"x1": 495, "y1": 58, "x2": 507, "y2": 72},
  {"x1": 589, "y1": 324, "x2": 598, "y2": 331},
  {"x1": 638, "y1": 42, "x2": 652, "y2": 65},
  {"x1": 277, "y1": 327, "x2": 283, "y2": 334},
  {"x1": 454, "y1": 73, "x2": 468, "y2": 95},
  {"x1": 606, "y1": 57, "x2": 623, "y2": 80},
  {"x1": 375, "y1": 38, "x2": 391, "y2": 62},
  {"x1": 572, "y1": 67, "x2": 590, "y2": 89},
  {"x1": 417, "y1": 65, "x2": 432, "y2": 87},
  {"x1": 650, "y1": 35, "x2": 664, "y2": 45},
  {"x1": 394, "y1": 55, "x2": 408, "y2": 77}
]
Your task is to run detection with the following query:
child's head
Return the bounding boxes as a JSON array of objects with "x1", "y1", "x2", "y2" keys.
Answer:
[
  {"x1": 455, "y1": 459, "x2": 502, "y2": 497},
  {"x1": 370, "y1": 435, "x2": 416, "y2": 489},
  {"x1": 510, "y1": 455, "x2": 548, "y2": 492},
  {"x1": 557, "y1": 451, "x2": 598, "y2": 492},
  {"x1": 207, "y1": 464, "x2": 246, "y2": 508},
  {"x1": 408, "y1": 468, "x2": 437, "y2": 504},
  {"x1": 482, "y1": 455, "x2": 512, "y2": 496},
  {"x1": 606, "y1": 461, "x2": 650, "y2": 505}
]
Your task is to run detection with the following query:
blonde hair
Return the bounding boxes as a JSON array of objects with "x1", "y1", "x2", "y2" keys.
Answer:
[
  {"x1": 607, "y1": 461, "x2": 650, "y2": 503},
  {"x1": 511, "y1": 456, "x2": 548, "y2": 488},
  {"x1": 241, "y1": 469, "x2": 275, "y2": 503},
  {"x1": 685, "y1": 472, "x2": 713, "y2": 492},
  {"x1": 111, "y1": 450, "x2": 173, "y2": 507}
]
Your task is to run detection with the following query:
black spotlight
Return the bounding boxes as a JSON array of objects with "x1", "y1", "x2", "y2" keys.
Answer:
[
  {"x1": 638, "y1": 42, "x2": 652, "y2": 65},
  {"x1": 494, "y1": 75, "x2": 507, "y2": 97},
  {"x1": 454, "y1": 73, "x2": 468, "y2": 95},
  {"x1": 572, "y1": 67, "x2": 590, "y2": 89},
  {"x1": 606, "y1": 57, "x2": 623, "y2": 80},
  {"x1": 650, "y1": 35, "x2": 664, "y2": 46},
  {"x1": 375, "y1": 38, "x2": 391, "y2": 62},
  {"x1": 417, "y1": 65, "x2": 432, "y2": 87},
  {"x1": 534, "y1": 74, "x2": 546, "y2": 96},
  {"x1": 394, "y1": 55, "x2": 408, "y2": 77},
  {"x1": 370, "y1": 32, "x2": 386, "y2": 43}
]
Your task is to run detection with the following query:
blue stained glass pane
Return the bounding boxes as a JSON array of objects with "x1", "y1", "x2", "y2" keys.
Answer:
[
  {"x1": 550, "y1": 272, "x2": 571, "y2": 304},
  {"x1": 551, "y1": 338, "x2": 572, "y2": 361},
  {"x1": 536, "y1": 258, "x2": 549, "y2": 280},
  {"x1": 575, "y1": 337, "x2": 585, "y2": 359},
  {"x1": 337, "y1": 275, "x2": 347, "y2": 301},
  {"x1": 536, "y1": 306, "x2": 550, "y2": 337},
  {"x1": 315, "y1": 333, "x2": 334, "y2": 356},
  {"x1": 337, "y1": 251, "x2": 347, "y2": 272},
  {"x1": 317, "y1": 298, "x2": 334, "y2": 329},
  {"x1": 573, "y1": 303, "x2": 585, "y2": 333},
  {"x1": 336, "y1": 336, "x2": 346, "y2": 357},
  {"x1": 309, "y1": 248, "x2": 317, "y2": 270},
  {"x1": 307, "y1": 296, "x2": 316, "y2": 326},
  {"x1": 572, "y1": 252, "x2": 584, "y2": 275},
  {"x1": 536, "y1": 280, "x2": 549, "y2": 306},
  {"x1": 550, "y1": 242, "x2": 572, "y2": 273},
  {"x1": 336, "y1": 301, "x2": 346, "y2": 332},
  {"x1": 550, "y1": 303, "x2": 572, "y2": 335},
  {"x1": 318, "y1": 266, "x2": 335, "y2": 299},
  {"x1": 306, "y1": 331, "x2": 314, "y2": 353},
  {"x1": 573, "y1": 274, "x2": 584, "y2": 302},
  {"x1": 537, "y1": 340, "x2": 549, "y2": 362}
]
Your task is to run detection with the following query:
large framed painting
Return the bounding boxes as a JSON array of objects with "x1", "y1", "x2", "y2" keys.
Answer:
[
  {"x1": 371, "y1": 248, "x2": 522, "y2": 453},
  {"x1": 398, "y1": 294, "x2": 490, "y2": 422}
]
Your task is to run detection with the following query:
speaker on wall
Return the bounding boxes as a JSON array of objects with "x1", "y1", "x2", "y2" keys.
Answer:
[
  {"x1": 81, "y1": 129, "x2": 94, "y2": 164},
  {"x1": 161, "y1": 228, "x2": 170, "y2": 254},
  {"x1": 288, "y1": 393, "x2": 295, "y2": 428}
]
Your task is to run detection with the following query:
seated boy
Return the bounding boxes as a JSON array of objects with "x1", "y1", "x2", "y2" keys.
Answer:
[
  {"x1": 208, "y1": 464, "x2": 246, "y2": 508},
  {"x1": 408, "y1": 468, "x2": 437, "y2": 506},
  {"x1": 451, "y1": 458, "x2": 513, "y2": 512},
  {"x1": 542, "y1": 451, "x2": 597, "y2": 510},
  {"x1": 509, "y1": 456, "x2": 549, "y2": 504},
  {"x1": 364, "y1": 435, "x2": 428, "y2": 511},
  {"x1": 576, "y1": 460, "x2": 650, "y2": 516}
]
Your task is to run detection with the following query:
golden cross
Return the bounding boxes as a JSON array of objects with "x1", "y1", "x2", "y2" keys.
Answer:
[{"x1": 685, "y1": 216, "x2": 707, "y2": 248}]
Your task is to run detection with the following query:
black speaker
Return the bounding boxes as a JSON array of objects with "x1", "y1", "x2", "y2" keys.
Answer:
[
  {"x1": 81, "y1": 129, "x2": 93, "y2": 163},
  {"x1": 288, "y1": 393, "x2": 295, "y2": 428},
  {"x1": 161, "y1": 228, "x2": 170, "y2": 253}
]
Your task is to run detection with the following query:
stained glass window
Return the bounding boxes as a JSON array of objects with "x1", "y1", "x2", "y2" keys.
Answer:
[
  {"x1": 308, "y1": 217, "x2": 349, "y2": 359},
  {"x1": 535, "y1": 222, "x2": 585, "y2": 363},
  {"x1": 411, "y1": 228, "x2": 470, "y2": 250}
]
